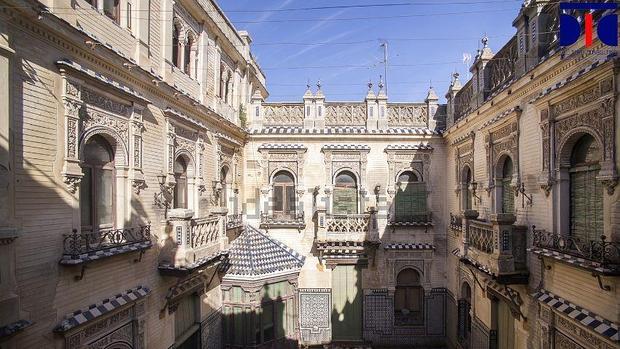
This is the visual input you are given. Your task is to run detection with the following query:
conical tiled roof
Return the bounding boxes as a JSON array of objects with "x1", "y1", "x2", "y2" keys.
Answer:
[{"x1": 225, "y1": 225, "x2": 305, "y2": 279}]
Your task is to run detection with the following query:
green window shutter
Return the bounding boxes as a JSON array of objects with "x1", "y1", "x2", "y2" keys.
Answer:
[
  {"x1": 501, "y1": 179, "x2": 514, "y2": 214},
  {"x1": 497, "y1": 301, "x2": 514, "y2": 349},
  {"x1": 332, "y1": 265, "x2": 362, "y2": 340},
  {"x1": 570, "y1": 167, "x2": 603, "y2": 242},
  {"x1": 395, "y1": 182, "x2": 427, "y2": 222},
  {"x1": 333, "y1": 187, "x2": 358, "y2": 214}
]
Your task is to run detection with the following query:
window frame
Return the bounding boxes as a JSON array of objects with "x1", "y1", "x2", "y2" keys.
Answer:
[
  {"x1": 80, "y1": 135, "x2": 116, "y2": 232},
  {"x1": 394, "y1": 170, "x2": 427, "y2": 222},
  {"x1": 272, "y1": 171, "x2": 296, "y2": 220},
  {"x1": 173, "y1": 156, "x2": 189, "y2": 209},
  {"x1": 394, "y1": 268, "x2": 424, "y2": 326},
  {"x1": 333, "y1": 170, "x2": 359, "y2": 215},
  {"x1": 103, "y1": 0, "x2": 121, "y2": 24}
]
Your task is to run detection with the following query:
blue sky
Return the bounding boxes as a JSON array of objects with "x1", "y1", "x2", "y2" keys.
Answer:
[{"x1": 219, "y1": 0, "x2": 524, "y2": 102}]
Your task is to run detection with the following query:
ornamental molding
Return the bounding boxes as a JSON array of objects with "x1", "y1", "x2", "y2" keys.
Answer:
[
  {"x1": 259, "y1": 149, "x2": 307, "y2": 185},
  {"x1": 485, "y1": 117, "x2": 520, "y2": 190}
]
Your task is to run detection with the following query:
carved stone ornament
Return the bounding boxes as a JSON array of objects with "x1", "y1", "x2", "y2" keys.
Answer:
[
  {"x1": 64, "y1": 175, "x2": 82, "y2": 194},
  {"x1": 132, "y1": 179, "x2": 147, "y2": 195}
]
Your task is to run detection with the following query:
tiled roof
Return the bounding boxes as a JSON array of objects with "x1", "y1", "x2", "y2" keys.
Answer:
[
  {"x1": 59, "y1": 241, "x2": 152, "y2": 265},
  {"x1": 225, "y1": 225, "x2": 305, "y2": 279},
  {"x1": 384, "y1": 144, "x2": 433, "y2": 151},
  {"x1": 158, "y1": 250, "x2": 229, "y2": 276},
  {"x1": 384, "y1": 243, "x2": 435, "y2": 250},
  {"x1": 528, "y1": 247, "x2": 618, "y2": 275},
  {"x1": 250, "y1": 126, "x2": 438, "y2": 135},
  {"x1": 322, "y1": 144, "x2": 370, "y2": 151},
  {"x1": 54, "y1": 286, "x2": 150, "y2": 333},
  {"x1": 258, "y1": 143, "x2": 307, "y2": 150},
  {"x1": 534, "y1": 289, "x2": 619, "y2": 341},
  {"x1": 0, "y1": 320, "x2": 32, "y2": 338}
]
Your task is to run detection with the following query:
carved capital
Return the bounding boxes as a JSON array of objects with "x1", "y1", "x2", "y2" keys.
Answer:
[
  {"x1": 63, "y1": 174, "x2": 82, "y2": 194},
  {"x1": 600, "y1": 178, "x2": 618, "y2": 195},
  {"x1": 132, "y1": 179, "x2": 147, "y2": 195}
]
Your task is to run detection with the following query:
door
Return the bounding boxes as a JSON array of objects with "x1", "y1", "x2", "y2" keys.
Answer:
[{"x1": 331, "y1": 265, "x2": 362, "y2": 341}]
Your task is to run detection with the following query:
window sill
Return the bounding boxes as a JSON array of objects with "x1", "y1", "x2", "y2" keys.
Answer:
[{"x1": 60, "y1": 240, "x2": 152, "y2": 266}]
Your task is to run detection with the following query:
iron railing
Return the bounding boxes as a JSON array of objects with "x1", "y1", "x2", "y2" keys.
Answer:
[
  {"x1": 63, "y1": 225, "x2": 151, "y2": 258},
  {"x1": 532, "y1": 227, "x2": 620, "y2": 269},
  {"x1": 450, "y1": 213, "x2": 463, "y2": 231}
]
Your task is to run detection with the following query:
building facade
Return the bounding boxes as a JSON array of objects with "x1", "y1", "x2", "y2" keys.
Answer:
[{"x1": 0, "y1": 0, "x2": 619, "y2": 348}]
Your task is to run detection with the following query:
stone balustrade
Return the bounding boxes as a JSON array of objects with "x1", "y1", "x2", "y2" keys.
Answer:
[
  {"x1": 314, "y1": 208, "x2": 379, "y2": 243},
  {"x1": 459, "y1": 211, "x2": 527, "y2": 279},
  {"x1": 225, "y1": 213, "x2": 243, "y2": 230}
]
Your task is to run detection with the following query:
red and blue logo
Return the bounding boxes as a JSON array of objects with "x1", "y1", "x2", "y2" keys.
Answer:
[{"x1": 560, "y1": 2, "x2": 618, "y2": 47}]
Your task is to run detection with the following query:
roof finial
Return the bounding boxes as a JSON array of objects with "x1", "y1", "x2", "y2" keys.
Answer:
[
  {"x1": 378, "y1": 75, "x2": 384, "y2": 90},
  {"x1": 306, "y1": 79, "x2": 311, "y2": 91},
  {"x1": 481, "y1": 34, "x2": 489, "y2": 48},
  {"x1": 368, "y1": 79, "x2": 373, "y2": 90},
  {"x1": 316, "y1": 79, "x2": 322, "y2": 91}
]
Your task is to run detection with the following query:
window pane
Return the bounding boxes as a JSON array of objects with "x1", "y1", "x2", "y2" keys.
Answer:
[
  {"x1": 286, "y1": 186, "x2": 295, "y2": 214},
  {"x1": 273, "y1": 171, "x2": 294, "y2": 184},
  {"x1": 273, "y1": 186, "x2": 283, "y2": 212},
  {"x1": 96, "y1": 169, "x2": 114, "y2": 227},
  {"x1": 103, "y1": 0, "x2": 119, "y2": 21},
  {"x1": 398, "y1": 171, "x2": 418, "y2": 183},
  {"x1": 80, "y1": 167, "x2": 92, "y2": 227},
  {"x1": 174, "y1": 176, "x2": 187, "y2": 209},
  {"x1": 335, "y1": 172, "x2": 356, "y2": 187},
  {"x1": 262, "y1": 303, "x2": 274, "y2": 342}
]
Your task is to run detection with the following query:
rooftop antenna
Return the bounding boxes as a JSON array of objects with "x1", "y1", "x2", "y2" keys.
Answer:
[{"x1": 380, "y1": 41, "x2": 388, "y2": 96}]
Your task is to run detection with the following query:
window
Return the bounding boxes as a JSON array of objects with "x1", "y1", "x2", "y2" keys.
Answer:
[
  {"x1": 500, "y1": 157, "x2": 514, "y2": 214},
  {"x1": 333, "y1": 171, "x2": 358, "y2": 214},
  {"x1": 126, "y1": 3, "x2": 131, "y2": 29},
  {"x1": 462, "y1": 166, "x2": 472, "y2": 210},
  {"x1": 103, "y1": 0, "x2": 120, "y2": 23},
  {"x1": 220, "y1": 167, "x2": 228, "y2": 208},
  {"x1": 173, "y1": 156, "x2": 188, "y2": 209},
  {"x1": 394, "y1": 170, "x2": 427, "y2": 222},
  {"x1": 184, "y1": 34, "x2": 193, "y2": 75},
  {"x1": 272, "y1": 171, "x2": 295, "y2": 219},
  {"x1": 394, "y1": 268, "x2": 424, "y2": 326},
  {"x1": 80, "y1": 135, "x2": 115, "y2": 231},
  {"x1": 85, "y1": 0, "x2": 97, "y2": 8},
  {"x1": 569, "y1": 134, "x2": 603, "y2": 242},
  {"x1": 172, "y1": 24, "x2": 182, "y2": 68},
  {"x1": 458, "y1": 283, "x2": 472, "y2": 344}
]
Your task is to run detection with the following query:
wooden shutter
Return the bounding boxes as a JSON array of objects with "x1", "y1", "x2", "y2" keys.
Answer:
[
  {"x1": 395, "y1": 182, "x2": 427, "y2": 221},
  {"x1": 175, "y1": 296, "x2": 197, "y2": 340},
  {"x1": 501, "y1": 179, "x2": 514, "y2": 214},
  {"x1": 570, "y1": 167, "x2": 603, "y2": 242},
  {"x1": 333, "y1": 187, "x2": 358, "y2": 214}
]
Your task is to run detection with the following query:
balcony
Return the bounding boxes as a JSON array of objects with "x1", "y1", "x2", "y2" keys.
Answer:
[
  {"x1": 225, "y1": 213, "x2": 243, "y2": 230},
  {"x1": 530, "y1": 228, "x2": 620, "y2": 276},
  {"x1": 459, "y1": 212, "x2": 527, "y2": 283},
  {"x1": 158, "y1": 213, "x2": 228, "y2": 276},
  {"x1": 60, "y1": 225, "x2": 152, "y2": 267},
  {"x1": 216, "y1": 98, "x2": 238, "y2": 124},
  {"x1": 259, "y1": 212, "x2": 306, "y2": 231},
  {"x1": 449, "y1": 213, "x2": 463, "y2": 236},
  {"x1": 387, "y1": 212, "x2": 433, "y2": 233}
]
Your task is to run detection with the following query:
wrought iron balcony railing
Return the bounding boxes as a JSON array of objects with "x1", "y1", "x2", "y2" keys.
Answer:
[
  {"x1": 531, "y1": 227, "x2": 620, "y2": 271},
  {"x1": 63, "y1": 225, "x2": 151, "y2": 259},
  {"x1": 225, "y1": 213, "x2": 243, "y2": 230}
]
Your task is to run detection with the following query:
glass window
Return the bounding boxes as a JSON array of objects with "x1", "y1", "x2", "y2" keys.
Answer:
[
  {"x1": 80, "y1": 135, "x2": 114, "y2": 231},
  {"x1": 184, "y1": 35, "x2": 193, "y2": 75},
  {"x1": 394, "y1": 268, "x2": 424, "y2": 326},
  {"x1": 463, "y1": 167, "x2": 472, "y2": 210},
  {"x1": 103, "y1": 0, "x2": 120, "y2": 23},
  {"x1": 333, "y1": 171, "x2": 358, "y2": 214},
  {"x1": 272, "y1": 171, "x2": 295, "y2": 219},
  {"x1": 172, "y1": 24, "x2": 182, "y2": 68},
  {"x1": 395, "y1": 171, "x2": 427, "y2": 222},
  {"x1": 126, "y1": 3, "x2": 131, "y2": 29},
  {"x1": 569, "y1": 134, "x2": 603, "y2": 242},
  {"x1": 220, "y1": 167, "x2": 228, "y2": 207},
  {"x1": 174, "y1": 156, "x2": 188, "y2": 209}
]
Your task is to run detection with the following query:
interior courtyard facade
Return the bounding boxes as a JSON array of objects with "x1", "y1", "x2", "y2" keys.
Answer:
[{"x1": 0, "y1": 0, "x2": 618, "y2": 348}]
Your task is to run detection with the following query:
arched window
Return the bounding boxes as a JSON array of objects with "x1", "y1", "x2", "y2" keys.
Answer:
[
  {"x1": 333, "y1": 171, "x2": 358, "y2": 214},
  {"x1": 500, "y1": 157, "x2": 514, "y2": 214},
  {"x1": 174, "y1": 156, "x2": 188, "y2": 209},
  {"x1": 458, "y1": 283, "x2": 472, "y2": 344},
  {"x1": 184, "y1": 34, "x2": 194, "y2": 75},
  {"x1": 462, "y1": 166, "x2": 473, "y2": 210},
  {"x1": 172, "y1": 24, "x2": 182, "y2": 68},
  {"x1": 394, "y1": 268, "x2": 424, "y2": 326},
  {"x1": 272, "y1": 171, "x2": 295, "y2": 219},
  {"x1": 569, "y1": 134, "x2": 603, "y2": 242},
  {"x1": 394, "y1": 170, "x2": 427, "y2": 222},
  {"x1": 220, "y1": 167, "x2": 228, "y2": 208},
  {"x1": 103, "y1": 0, "x2": 120, "y2": 23},
  {"x1": 80, "y1": 135, "x2": 115, "y2": 231}
]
